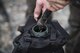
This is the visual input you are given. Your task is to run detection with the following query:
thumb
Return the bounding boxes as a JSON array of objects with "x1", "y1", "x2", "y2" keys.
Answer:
[{"x1": 34, "y1": 0, "x2": 42, "y2": 21}]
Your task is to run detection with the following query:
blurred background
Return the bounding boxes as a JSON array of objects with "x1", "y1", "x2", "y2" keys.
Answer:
[{"x1": 0, "y1": 0, "x2": 80, "y2": 53}]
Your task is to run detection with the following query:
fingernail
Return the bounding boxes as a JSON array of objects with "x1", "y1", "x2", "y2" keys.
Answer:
[
  {"x1": 34, "y1": 14, "x2": 39, "y2": 18},
  {"x1": 35, "y1": 18, "x2": 38, "y2": 21},
  {"x1": 34, "y1": 14, "x2": 38, "y2": 21}
]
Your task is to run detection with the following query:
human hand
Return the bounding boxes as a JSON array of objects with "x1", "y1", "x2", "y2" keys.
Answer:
[{"x1": 34, "y1": 0, "x2": 69, "y2": 21}]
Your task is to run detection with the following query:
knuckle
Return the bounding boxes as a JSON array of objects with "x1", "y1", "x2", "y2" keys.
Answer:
[
  {"x1": 52, "y1": 9, "x2": 56, "y2": 11},
  {"x1": 59, "y1": 6, "x2": 64, "y2": 9}
]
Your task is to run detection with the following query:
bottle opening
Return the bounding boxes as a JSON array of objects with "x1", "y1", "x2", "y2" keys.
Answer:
[{"x1": 33, "y1": 25, "x2": 47, "y2": 32}]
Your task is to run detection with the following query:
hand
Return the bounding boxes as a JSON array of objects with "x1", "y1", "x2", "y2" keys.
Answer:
[{"x1": 34, "y1": 0, "x2": 69, "y2": 21}]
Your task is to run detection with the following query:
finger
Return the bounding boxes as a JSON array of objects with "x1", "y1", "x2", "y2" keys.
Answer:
[
  {"x1": 48, "y1": 0, "x2": 69, "y2": 6},
  {"x1": 48, "y1": 0, "x2": 55, "y2": 1},
  {"x1": 47, "y1": 6, "x2": 56, "y2": 11},
  {"x1": 47, "y1": 0, "x2": 61, "y2": 10},
  {"x1": 42, "y1": 0, "x2": 50, "y2": 14},
  {"x1": 54, "y1": 3, "x2": 64, "y2": 9},
  {"x1": 34, "y1": 1, "x2": 42, "y2": 21},
  {"x1": 42, "y1": 6, "x2": 46, "y2": 14},
  {"x1": 56, "y1": 0, "x2": 69, "y2": 4},
  {"x1": 47, "y1": 0, "x2": 56, "y2": 2},
  {"x1": 51, "y1": 4, "x2": 60, "y2": 10}
]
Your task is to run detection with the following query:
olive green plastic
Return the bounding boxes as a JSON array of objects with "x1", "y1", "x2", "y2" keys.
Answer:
[{"x1": 32, "y1": 25, "x2": 48, "y2": 37}]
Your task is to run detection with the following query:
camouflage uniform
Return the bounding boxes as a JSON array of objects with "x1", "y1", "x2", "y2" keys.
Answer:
[{"x1": 65, "y1": 0, "x2": 80, "y2": 53}]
